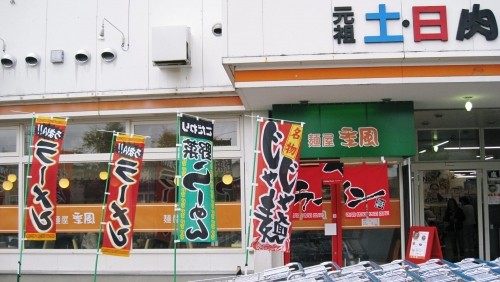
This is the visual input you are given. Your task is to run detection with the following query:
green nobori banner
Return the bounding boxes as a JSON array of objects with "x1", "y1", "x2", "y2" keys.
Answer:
[
  {"x1": 178, "y1": 115, "x2": 217, "y2": 242},
  {"x1": 272, "y1": 102, "x2": 416, "y2": 158}
]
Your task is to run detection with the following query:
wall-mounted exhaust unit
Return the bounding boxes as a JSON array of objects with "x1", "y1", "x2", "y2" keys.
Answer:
[
  {"x1": 0, "y1": 37, "x2": 16, "y2": 68},
  {"x1": 101, "y1": 48, "x2": 117, "y2": 62},
  {"x1": 152, "y1": 26, "x2": 191, "y2": 67},
  {"x1": 75, "y1": 49, "x2": 91, "y2": 64},
  {"x1": 25, "y1": 52, "x2": 40, "y2": 66}
]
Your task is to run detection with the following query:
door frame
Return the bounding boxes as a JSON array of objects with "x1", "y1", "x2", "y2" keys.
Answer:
[{"x1": 411, "y1": 162, "x2": 486, "y2": 259}]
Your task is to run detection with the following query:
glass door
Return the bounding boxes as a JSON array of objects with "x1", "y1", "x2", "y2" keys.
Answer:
[
  {"x1": 418, "y1": 169, "x2": 480, "y2": 262},
  {"x1": 485, "y1": 169, "x2": 500, "y2": 260}
]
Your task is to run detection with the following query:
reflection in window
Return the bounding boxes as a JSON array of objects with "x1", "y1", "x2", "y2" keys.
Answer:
[
  {"x1": 139, "y1": 159, "x2": 241, "y2": 203},
  {"x1": 213, "y1": 120, "x2": 238, "y2": 146},
  {"x1": 132, "y1": 231, "x2": 241, "y2": 249},
  {"x1": 343, "y1": 229, "x2": 401, "y2": 265},
  {"x1": 134, "y1": 123, "x2": 177, "y2": 148},
  {"x1": 134, "y1": 119, "x2": 238, "y2": 149},
  {"x1": 24, "y1": 122, "x2": 125, "y2": 155},
  {"x1": 25, "y1": 233, "x2": 100, "y2": 250},
  {"x1": 290, "y1": 230, "x2": 332, "y2": 267},
  {"x1": 0, "y1": 165, "x2": 19, "y2": 205},
  {"x1": 485, "y1": 129, "x2": 500, "y2": 161},
  {"x1": 0, "y1": 234, "x2": 18, "y2": 249},
  {"x1": 388, "y1": 164, "x2": 400, "y2": 199},
  {"x1": 0, "y1": 128, "x2": 17, "y2": 153},
  {"x1": 52, "y1": 163, "x2": 109, "y2": 204},
  {"x1": 417, "y1": 129, "x2": 479, "y2": 161}
]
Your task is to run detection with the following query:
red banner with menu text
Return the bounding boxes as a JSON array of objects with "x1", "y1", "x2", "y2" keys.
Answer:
[
  {"x1": 101, "y1": 134, "x2": 145, "y2": 257},
  {"x1": 251, "y1": 119, "x2": 304, "y2": 252},
  {"x1": 292, "y1": 165, "x2": 323, "y2": 220},
  {"x1": 25, "y1": 116, "x2": 67, "y2": 240},
  {"x1": 343, "y1": 163, "x2": 390, "y2": 218}
]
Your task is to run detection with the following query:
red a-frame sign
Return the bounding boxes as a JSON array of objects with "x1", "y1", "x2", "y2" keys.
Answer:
[{"x1": 405, "y1": 226, "x2": 443, "y2": 264}]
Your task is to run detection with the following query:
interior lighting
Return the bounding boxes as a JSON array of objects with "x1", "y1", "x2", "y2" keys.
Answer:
[
  {"x1": 433, "y1": 140, "x2": 449, "y2": 152},
  {"x1": 2, "y1": 181, "x2": 13, "y2": 191},
  {"x1": 222, "y1": 174, "x2": 233, "y2": 185},
  {"x1": 99, "y1": 171, "x2": 109, "y2": 180},
  {"x1": 7, "y1": 174, "x2": 17, "y2": 183},
  {"x1": 59, "y1": 178, "x2": 70, "y2": 189},
  {"x1": 464, "y1": 96, "x2": 473, "y2": 111}
]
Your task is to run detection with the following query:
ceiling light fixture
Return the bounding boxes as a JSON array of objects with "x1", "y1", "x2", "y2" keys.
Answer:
[
  {"x1": 433, "y1": 140, "x2": 449, "y2": 152},
  {"x1": 464, "y1": 96, "x2": 473, "y2": 111}
]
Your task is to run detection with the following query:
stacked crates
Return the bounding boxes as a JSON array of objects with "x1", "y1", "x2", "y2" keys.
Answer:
[{"x1": 191, "y1": 257, "x2": 500, "y2": 282}]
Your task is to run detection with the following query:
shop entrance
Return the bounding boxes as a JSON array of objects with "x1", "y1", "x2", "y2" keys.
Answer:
[
  {"x1": 287, "y1": 182, "x2": 343, "y2": 267},
  {"x1": 415, "y1": 167, "x2": 482, "y2": 262}
]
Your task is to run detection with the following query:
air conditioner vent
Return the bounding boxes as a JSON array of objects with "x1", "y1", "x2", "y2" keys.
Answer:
[{"x1": 152, "y1": 26, "x2": 191, "y2": 68}]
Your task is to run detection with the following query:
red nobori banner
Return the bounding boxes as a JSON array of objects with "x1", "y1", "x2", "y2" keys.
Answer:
[
  {"x1": 101, "y1": 134, "x2": 145, "y2": 257},
  {"x1": 251, "y1": 119, "x2": 304, "y2": 252},
  {"x1": 343, "y1": 163, "x2": 390, "y2": 218},
  {"x1": 25, "y1": 116, "x2": 67, "y2": 240},
  {"x1": 292, "y1": 165, "x2": 323, "y2": 220}
]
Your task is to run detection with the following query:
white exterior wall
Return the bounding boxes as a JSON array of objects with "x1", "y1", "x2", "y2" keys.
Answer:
[
  {"x1": 226, "y1": 0, "x2": 500, "y2": 57},
  {"x1": 0, "y1": 0, "x2": 232, "y2": 101},
  {"x1": 1, "y1": 0, "x2": 500, "y2": 279}
]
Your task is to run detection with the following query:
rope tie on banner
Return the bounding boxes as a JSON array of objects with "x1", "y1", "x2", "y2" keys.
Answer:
[{"x1": 245, "y1": 115, "x2": 304, "y2": 125}]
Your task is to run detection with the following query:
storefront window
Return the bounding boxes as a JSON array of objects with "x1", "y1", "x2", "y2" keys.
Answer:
[
  {"x1": 485, "y1": 129, "x2": 500, "y2": 161},
  {"x1": 140, "y1": 159, "x2": 241, "y2": 203},
  {"x1": 24, "y1": 122, "x2": 125, "y2": 155},
  {"x1": 24, "y1": 158, "x2": 241, "y2": 249},
  {"x1": 417, "y1": 129, "x2": 480, "y2": 161},
  {"x1": 0, "y1": 128, "x2": 17, "y2": 154},
  {"x1": 132, "y1": 231, "x2": 242, "y2": 249},
  {"x1": 134, "y1": 119, "x2": 238, "y2": 149},
  {"x1": 0, "y1": 165, "x2": 18, "y2": 249},
  {"x1": 1, "y1": 165, "x2": 19, "y2": 205},
  {"x1": 343, "y1": 229, "x2": 401, "y2": 265}
]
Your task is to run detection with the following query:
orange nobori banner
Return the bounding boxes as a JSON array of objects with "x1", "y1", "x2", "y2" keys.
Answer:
[
  {"x1": 101, "y1": 134, "x2": 145, "y2": 257},
  {"x1": 25, "y1": 116, "x2": 67, "y2": 241}
]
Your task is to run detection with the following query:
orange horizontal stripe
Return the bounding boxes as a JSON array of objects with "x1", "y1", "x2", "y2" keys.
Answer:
[
  {"x1": 0, "y1": 96, "x2": 242, "y2": 116},
  {"x1": 235, "y1": 64, "x2": 500, "y2": 82}
]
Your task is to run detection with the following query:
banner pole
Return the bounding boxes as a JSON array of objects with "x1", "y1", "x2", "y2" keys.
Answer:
[
  {"x1": 173, "y1": 113, "x2": 181, "y2": 282},
  {"x1": 244, "y1": 116, "x2": 262, "y2": 274},
  {"x1": 93, "y1": 131, "x2": 117, "y2": 282},
  {"x1": 17, "y1": 113, "x2": 36, "y2": 282}
]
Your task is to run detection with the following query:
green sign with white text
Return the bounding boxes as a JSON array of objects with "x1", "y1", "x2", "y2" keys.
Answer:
[{"x1": 272, "y1": 102, "x2": 415, "y2": 158}]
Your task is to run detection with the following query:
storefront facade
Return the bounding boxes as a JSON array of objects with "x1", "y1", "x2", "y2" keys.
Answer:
[{"x1": 1, "y1": 0, "x2": 500, "y2": 280}]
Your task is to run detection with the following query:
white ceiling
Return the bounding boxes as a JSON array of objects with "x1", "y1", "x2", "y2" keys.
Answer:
[{"x1": 236, "y1": 81, "x2": 500, "y2": 128}]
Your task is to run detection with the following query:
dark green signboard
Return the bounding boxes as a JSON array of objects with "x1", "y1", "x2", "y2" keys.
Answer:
[{"x1": 272, "y1": 102, "x2": 415, "y2": 158}]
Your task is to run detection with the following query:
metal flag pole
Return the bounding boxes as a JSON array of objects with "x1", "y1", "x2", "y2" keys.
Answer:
[
  {"x1": 93, "y1": 131, "x2": 117, "y2": 282},
  {"x1": 173, "y1": 112, "x2": 182, "y2": 282},
  {"x1": 244, "y1": 116, "x2": 263, "y2": 274},
  {"x1": 17, "y1": 113, "x2": 36, "y2": 282}
]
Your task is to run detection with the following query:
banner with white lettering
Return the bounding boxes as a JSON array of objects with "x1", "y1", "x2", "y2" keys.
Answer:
[
  {"x1": 25, "y1": 116, "x2": 67, "y2": 240},
  {"x1": 343, "y1": 163, "x2": 390, "y2": 218},
  {"x1": 292, "y1": 165, "x2": 323, "y2": 220},
  {"x1": 251, "y1": 119, "x2": 304, "y2": 252},
  {"x1": 178, "y1": 115, "x2": 216, "y2": 243},
  {"x1": 101, "y1": 134, "x2": 145, "y2": 256}
]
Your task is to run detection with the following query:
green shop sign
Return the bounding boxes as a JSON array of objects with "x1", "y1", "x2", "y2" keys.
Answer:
[{"x1": 272, "y1": 102, "x2": 416, "y2": 158}]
